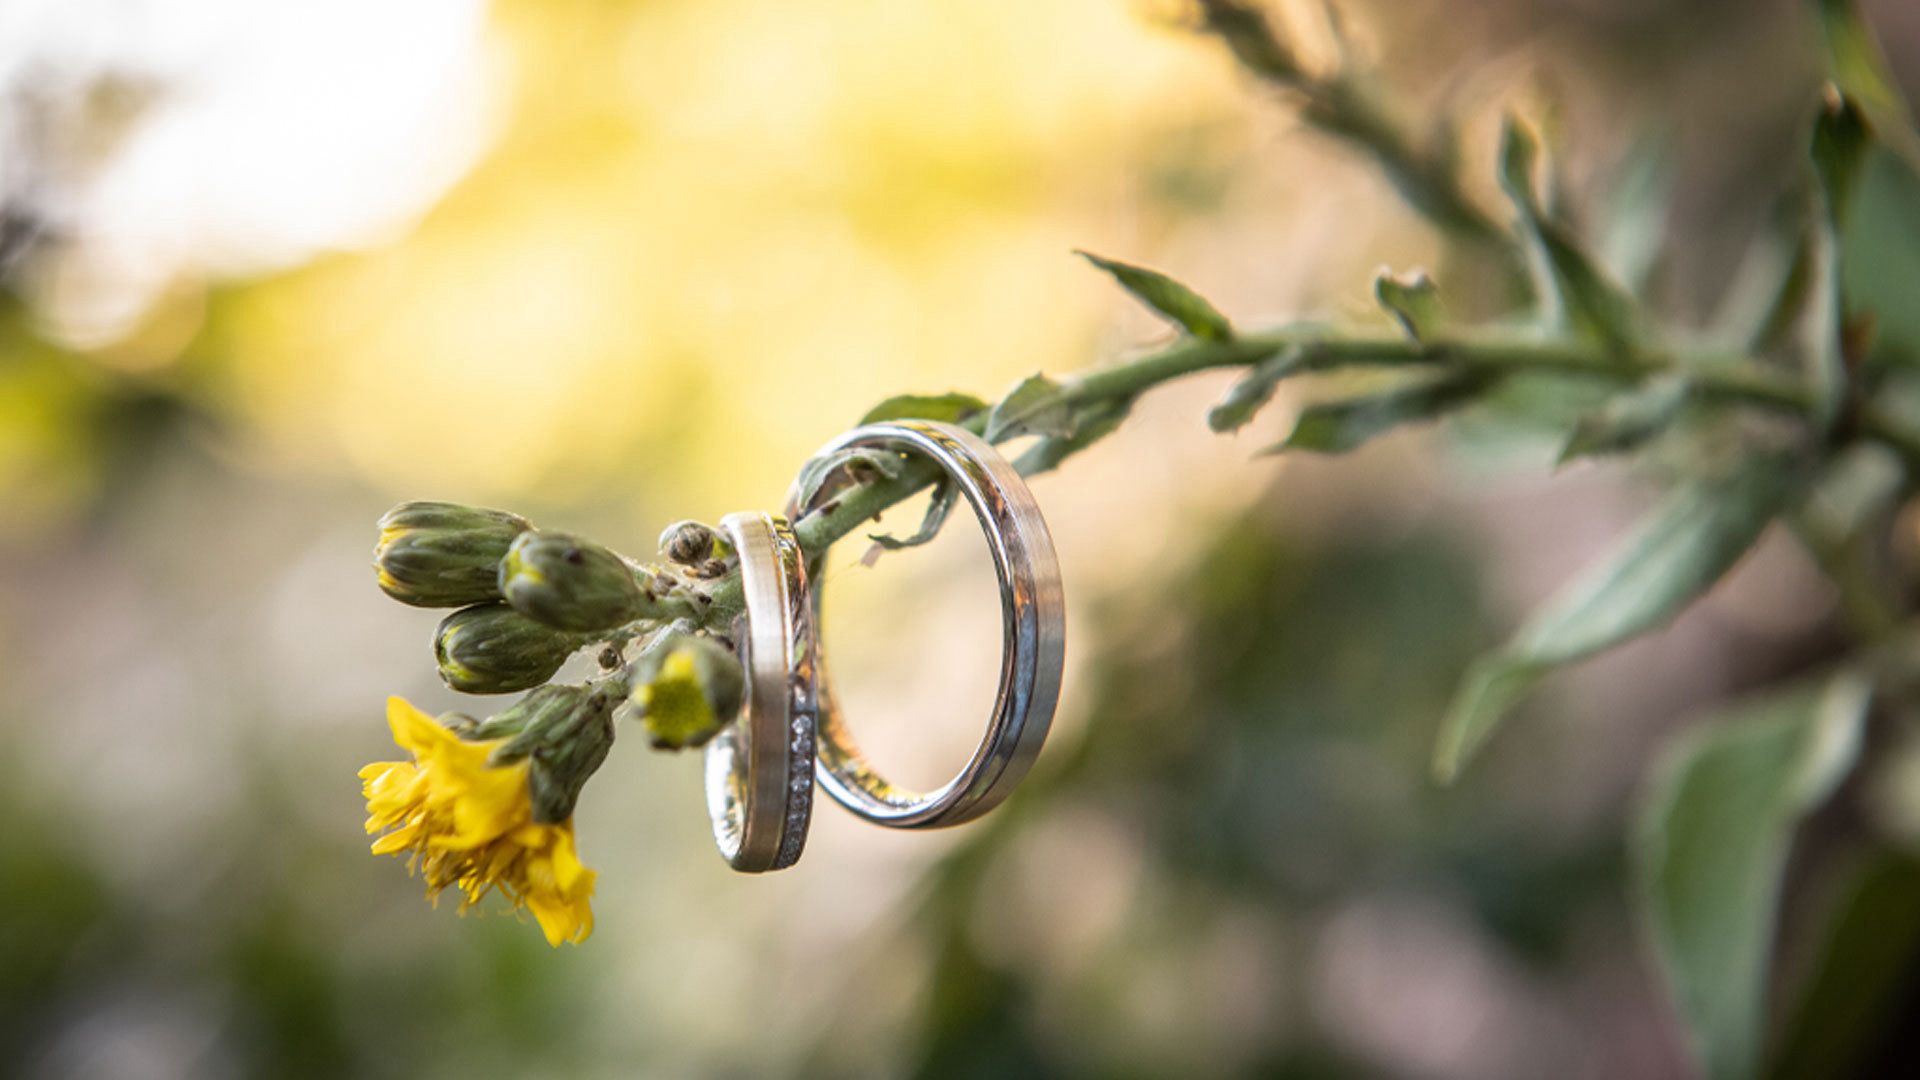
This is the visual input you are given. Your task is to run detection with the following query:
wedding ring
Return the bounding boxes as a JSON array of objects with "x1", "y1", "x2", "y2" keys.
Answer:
[
  {"x1": 786, "y1": 419, "x2": 1065, "y2": 828},
  {"x1": 705, "y1": 512, "x2": 817, "y2": 871}
]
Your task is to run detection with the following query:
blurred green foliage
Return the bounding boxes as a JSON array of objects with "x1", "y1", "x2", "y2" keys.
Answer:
[
  {"x1": 0, "y1": 744, "x2": 600, "y2": 1078},
  {"x1": 802, "y1": 512, "x2": 1645, "y2": 1077},
  {"x1": 5, "y1": 1, "x2": 1920, "y2": 1078}
]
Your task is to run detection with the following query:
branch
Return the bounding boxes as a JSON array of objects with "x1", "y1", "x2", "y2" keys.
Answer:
[
  {"x1": 696, "y1": 326, "x2": 1920, "y2": 623},
  {"x1": 1192, "y1": 0, "x2": 1517, "y2": 267}
]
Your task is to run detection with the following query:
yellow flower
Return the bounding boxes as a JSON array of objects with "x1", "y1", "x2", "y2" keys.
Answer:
[{"x1": 361, "y1": 697, "x2": 595, "y2": 946}]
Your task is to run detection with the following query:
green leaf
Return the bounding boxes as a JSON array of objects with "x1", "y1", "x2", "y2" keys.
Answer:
[
  {"x1": 1077, "y1": 250, "x2": 1233, "y2": 341},
  {"x1": 1812, "y1": 89, "x2": 1871, "y2": 225},
  {"x1": 1434, "y1": 458, "x2": 1800, "y2": 779},
  {"x1": 1597, "y1": 129, "x2": 1674, "y2": 293},
  {"x1": 1840, "y1": 147, "x2": 1920, "y2": 362},
  {"x1": 1206, "y1": 346, "x2": 1305, "y2": 433},
  {"x1": 1802, "y1": 443, "x2": 1903, "y2": 539},
  {"x1": 1263, "y1": 372, "x2": 1485, "y2": 455},
  {"x1": 1817, "y1": 0, "x2": 1920, "y2": 169},
  {"x1": 1751, "y1": 94, "x2": 1867, "y2": 428},
  {"x1": 792, "y1": 446, "x2": 905, "y2": 510},
  {"x1": 1517, "y1": 461, "x2": 1797, "y2": 664},
  {"x1": 869, "y1": 479, "x2": 960, "y2": 551},
  {"x1": 1373, "y1": 270, "x2": 1443, "y2": 343},
  {"x1": 1806, "y1": 93, "x2": 1868, "y2": 429},
  {"x1": 1769, "y1": 853, "x2": 1920, "y2": 1080},
  {"x1": 1014, "y1": 397, "x2": 1131, "y2": 476},
  {"x1": 1636, "y1": 674, "x2": 1870, "y2": 1080},
  {"x1": 1496, "y1": 112, "x2": 1543, "y2": 215},
  {"x1": 1431, "y1": 656, "x2": 1551, "y2": 783},
  {"x1": 860, "y1": 391, "x2": 989, "y2": 426},
  {"x1": 985, "y1": 373, "x2": 1075, "y2": 442},
  {"x1": 1558, "y1": 376, "x2": 1690, "y2": 464},
  {"x1": 1497, "y1": 115, "x2": 1641, "y2": 352},
  {"x1": 1816, "y1": 7, "x2": 1920, "y2": 367},
  {"x1": 1795, "y1": 204, "x2": 1846, "y2": 433}
]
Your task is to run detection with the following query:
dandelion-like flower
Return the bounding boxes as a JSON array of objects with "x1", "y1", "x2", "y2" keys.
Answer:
[{"x1": 361, "y1": 697, "x2": 596, "y2": 946}]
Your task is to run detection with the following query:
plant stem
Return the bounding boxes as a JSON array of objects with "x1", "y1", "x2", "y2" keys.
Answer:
[
  {"x1": 1193, "y1": 0, "x2": 1517, "y2": 269},
  {"x1": 695, "y1": 326, "x2": 1920, "y2": 624}
]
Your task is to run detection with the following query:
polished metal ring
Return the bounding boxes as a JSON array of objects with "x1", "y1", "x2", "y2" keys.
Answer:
[
  {"x1": 785, "y1": 419, "x2": 1065, "y2": 828},
  {"x1": 705, "y1": 512, "x2": 817, "y2": 871}
]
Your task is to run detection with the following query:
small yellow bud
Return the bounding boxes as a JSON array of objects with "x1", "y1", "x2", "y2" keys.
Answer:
[{"x1": 627, "y1": 631, "x2": 745, "y2": 750}]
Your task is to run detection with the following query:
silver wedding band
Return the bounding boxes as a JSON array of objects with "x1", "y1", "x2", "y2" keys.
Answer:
[
  {"x1": 705, "y1": 512, "x2": 817, "y2": 871},
  {"x1": 786, "y1": 420, "x2": 1065, "y2": 828}
]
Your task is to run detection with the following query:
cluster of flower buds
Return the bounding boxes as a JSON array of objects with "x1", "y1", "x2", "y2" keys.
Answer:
[
  {"x1": 372, "y1": 501, "x2": 749, "y2": 742},
  {"x1": 366, "y1": 501, "x2": 767, "y2": 943}
]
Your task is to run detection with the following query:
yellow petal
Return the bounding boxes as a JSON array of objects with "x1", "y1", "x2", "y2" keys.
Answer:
[
  {"x1": 371, "y1": 821, "x2": 422, "y2": 855},
  {"x1": 359, "y1": 760, "x2": 405, "y2": 782},
  {"x1": 386, "y1": 697, "x2": 456, "y2": 756},
  {"x1": 527, "y1": 890, "x2": 592, "y2": 947},
  {"x1": 545, "y1": 826, "x2": 592, "y2": 893},
  {"x1": 360, "y1": 761, "x2": 417, "y2": 800},
  {"x1": 437, "y1": 762, "x2": 531, "y2": 849}
]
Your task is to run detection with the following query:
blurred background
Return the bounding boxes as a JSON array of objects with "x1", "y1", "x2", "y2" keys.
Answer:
[{"x1": 3, "y1": 0, "x2": 1918, "y2": 1076}]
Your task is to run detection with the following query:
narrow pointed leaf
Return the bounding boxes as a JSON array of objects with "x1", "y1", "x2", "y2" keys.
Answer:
[
  {"x1": 1373, "y1": 270, "x2": 1443, "y2": 342},
  {"x1": 1015, "y1": 397, "x2": 1131, "y2": 477},
  {"x1": 1077, "y1": 250, "x2": 1233, "y2": 341},
  {"x1": 1434, "y1": 458, "x2": 1800, "y2": 779},
  {"x1": 1757, "y1": 94, "x2": 1864, "y2": 430},
  {"x1": 1264, "y1": 373, "x2": 1485, "y2": 455},
  {"x1": 1802, "y1": 443, "x2": 1903, "y2": 539},
  {"x1": 1431, "y1": 656, "x2": 1549, "y2": 783},
  {"x1": 1637, "y1": 674, "x2": 1870, "y2": 1080},
  {"x1": 1812, "y1": 89, "x2": 1871, "y2": 225},
  {"x1": 1769, "y1": 853, "x2": 1920, "y2": 1080},
  {"x1": 1795, "y1": 206, "x2": 1846, "y2": 432},
  {"x1": 1496, "y1": 114, "x2": 1543, "y2": 215},
  {"x1": 1817, "y1": 0, "x2": 1920, "y2": 169},
  {"x1": 1840, "y1": 145, "x2": 1920, "y2": 361},
  {"x1": 1558, "y1": 377, "x2": 1691, "y2": 463},
  {"x1": 1498, "y1": 115, "x2": 1640, "y2": 352},
  {"x1": 861, "y1": 392, "x2": 989, "y2": 426},
  {"x1": 792, "y1": 446, "x2": 906, "y2": 509},
  {"x1": 1206, "y1": 346, "x2": 1305, "y2": 432},
  {"x1": 1518, "y1": 462, "x2": 1796, "y2": 664},
  {"x1": 985, "y1": 373, "x2": 1074, "y2": 442},
  {"x1": 1598, "y1": 130, "x2": 1674, "y2": 293},
  {"x1": 869, "y1": 479, "x2": 960, "y2": 551}
]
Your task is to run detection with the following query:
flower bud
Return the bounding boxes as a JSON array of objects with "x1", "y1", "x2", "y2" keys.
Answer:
[
  {"x1": 481, "y1": 683, "x2": 618, "y2": 823},
  {"x1": 500, "y1": 531, "x2": 645, "y2": 633},
  {"x1": 374, "y1": 501, "x2": 531, "y2": 608},
  {"x1": 627, "y1": 630, "x2": 745, "y2": 750},
  {"x1": 658, "y1": 520, "x2": 718, "y2": 566},
  {"x1": 435, "y1": 602, "x2": 582, "y2": 694}
]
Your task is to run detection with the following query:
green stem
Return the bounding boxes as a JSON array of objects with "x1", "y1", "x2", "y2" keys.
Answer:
[
  {"x1": 693, "y1": 326, "x2": 1920, "y2": 625},
  {"x1": 1193, "y1": 0, "x2": 1517, "y2": 270},
  {"x1": 1788, "y1": 511, "x2": 1902, "y2": 643}
]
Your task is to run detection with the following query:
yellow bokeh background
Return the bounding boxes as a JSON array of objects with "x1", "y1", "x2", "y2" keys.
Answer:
[{"x1": 213, "y1": 0, "x2": 1246, "y2": 509}]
